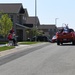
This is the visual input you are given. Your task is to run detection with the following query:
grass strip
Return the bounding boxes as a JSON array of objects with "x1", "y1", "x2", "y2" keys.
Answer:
[
  {"x1": 0, "y1": 42, "x2": 7, "y2": 44},
  {"x1": 19, "y1": 41, "x2": 40, "y2": 45},
  {"x1": 0, "y1": 46, "x2": 15, "y2": 52}
]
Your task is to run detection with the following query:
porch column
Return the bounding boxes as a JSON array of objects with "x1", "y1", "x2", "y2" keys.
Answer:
[{"x1": 23, "y1": 28, "x2": 27, "y2": 41}]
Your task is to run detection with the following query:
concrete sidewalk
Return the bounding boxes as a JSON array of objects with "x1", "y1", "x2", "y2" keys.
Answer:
[{"x1": 0, "y1": 43, "x2": 48, "y2": 57}]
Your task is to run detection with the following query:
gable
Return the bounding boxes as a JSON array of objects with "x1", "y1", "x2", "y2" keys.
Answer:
[
  {"x1": 26, "y1": 17, "x2": 40, "y2": 25},
  {"x1": 38, "y1": 25, "x2": 57, "y2": 29},
  {"x1": 0, "y1": 3, "x2": 23, "y2": 13}
]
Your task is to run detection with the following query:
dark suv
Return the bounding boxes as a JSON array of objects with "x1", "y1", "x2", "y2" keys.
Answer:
[{"x1": 31, "y1": 36, "x2": 50, "y2": 42}]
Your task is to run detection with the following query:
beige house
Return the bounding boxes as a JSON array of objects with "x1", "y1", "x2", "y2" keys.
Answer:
[{"x1": 38, "y1": 24, "x2": 57, "y2": 39}]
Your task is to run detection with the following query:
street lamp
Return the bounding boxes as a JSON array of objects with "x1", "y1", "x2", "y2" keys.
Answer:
[
  {"x1": 62, "y1": 23, "x2": 66, "y2": 27},
  {"x1": 55, "y1": 18, "x2": 59, "y2": 26},
  {"x1": 35, "y1": 0, "x2": 37, "y2": 41},
  {"x1": 35, "y1": 0, "x2": 37, "y2": 28}
]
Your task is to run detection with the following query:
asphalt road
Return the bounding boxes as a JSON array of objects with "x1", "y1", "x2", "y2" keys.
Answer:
[{"x1": 0, "y1": 43, "x2": 75, "y2": 75}]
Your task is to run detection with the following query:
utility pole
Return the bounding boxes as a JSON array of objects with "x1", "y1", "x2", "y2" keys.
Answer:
[
  {"x1": 55, "y1": 18, "x2": 59, "y2": 26},
  {"x1": 35, "y1": 0, "x2": 37, "y2": 41},
  {"x1": 35, "y1": 0, "x2": 37, "y2": 28}
]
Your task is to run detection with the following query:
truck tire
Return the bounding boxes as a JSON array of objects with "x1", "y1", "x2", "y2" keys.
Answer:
[
  {"x1": 57, "y1": 40, "x2": 60, "y2": 45},
  {"x1": 72, "y1": 41, "x2": 75, "y2": 45},
  {"x1": 61, "y1": 42, "x2": 63, "y2": 45}
]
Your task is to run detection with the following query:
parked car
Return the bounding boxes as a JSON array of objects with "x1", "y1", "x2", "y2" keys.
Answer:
[
  {"x1": 51, "y1": 35, "x2": 57, "y2": 43},
  {"x1": 31, "y1": 36, "x2": 50, "y2": 42}
]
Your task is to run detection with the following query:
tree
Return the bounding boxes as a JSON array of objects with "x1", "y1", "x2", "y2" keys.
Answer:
[
  {"x1": 37, "y1": 30, "x2": 44, "y2": 36},
  {"x1": 0, "y1": 14, "x2": 13, "y2": 38},
  {"x1": 31, "y1": 28, "x2": 44, "y2": 36}
]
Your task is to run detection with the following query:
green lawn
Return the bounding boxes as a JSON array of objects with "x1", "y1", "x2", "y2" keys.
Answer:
[
  {"x1": 19, "y1": 41, "x2": 40, "y2": 45},
  {"x1": 0, "y1": 41, "x2": 41, "y2": 52},
  {"x1": 0, "y1": 46, "x2": 15, "y2": 52},
  {"x1": 0, "y1": 42, "x2": 7, "y2": 44}
]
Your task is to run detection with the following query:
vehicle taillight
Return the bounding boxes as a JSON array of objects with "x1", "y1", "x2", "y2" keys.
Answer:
[{"x1": 56, "y1": 32, "x2": 59, "y2": 36}]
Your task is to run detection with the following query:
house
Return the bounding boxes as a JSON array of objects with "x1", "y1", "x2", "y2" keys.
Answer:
[
  {"x1": 38, "y1": 24, "x2": 57, "y2": 39},
  {"x1": 0, "y1": 3, "x2": 29, "y2": 41},
  {"x1": 24, "y1": 16, "x2": 40, "y2": 38},
  {"x1": 0, "y1": 3, "x2": 57, "y2": 41},
  {"x1": 25, "y1": 17, "x2": 40, "y2": 27}
]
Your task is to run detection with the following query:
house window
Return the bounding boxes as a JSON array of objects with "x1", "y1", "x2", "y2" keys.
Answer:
[
  {"x1": 23, "y1": 16, "x2": 26, "y2": 20},
  {"x1": 48, "y1": 29, "x2": 50, "y2": 31},
  {"x1": 54, "y1": 29, "x2": 56, "y2": 32},
  {"x1": 50, "y1": 29, "x2": 52, "y2": 31},
  {"x1": 17, "y1": 15, "x2": 19, "y2": 22}
]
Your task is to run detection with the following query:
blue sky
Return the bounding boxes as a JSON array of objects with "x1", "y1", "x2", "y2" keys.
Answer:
[{"x1": 0, "y1": 0, "x2": 75, "y2": 30}]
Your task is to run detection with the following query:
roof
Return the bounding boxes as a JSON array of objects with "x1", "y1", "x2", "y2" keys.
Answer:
[
  {"x1": 38, "y1": 24, "x2": 57, "y2": 29},
  {"x1": 24, "y1": 8, "x2": 29, "y2": 17},
  {"x1": 26, "y1": 17, "x2": 40, "y2": 25},
  {"x1": 0, "y1": 3, "x2": 23, "y2": 13},
  {"x1": 57, "y1": 27, "x2": 64, "y2": 30}
]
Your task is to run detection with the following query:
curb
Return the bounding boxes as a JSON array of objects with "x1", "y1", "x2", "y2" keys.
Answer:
[{"x1": 0, "y1": 43, "x2": 49, "y2": 57}]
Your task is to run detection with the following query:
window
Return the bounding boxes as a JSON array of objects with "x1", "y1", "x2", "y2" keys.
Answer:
[
  {"x1": 50, "y1": 29, "x2": 52, "y2": 31},
  {"x1": 54, "y1": 29, "x2": 56, "y2": 32}
]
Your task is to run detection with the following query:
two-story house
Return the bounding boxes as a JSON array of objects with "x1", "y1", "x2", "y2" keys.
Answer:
[
  {"x1": 0, "y1": 3, "x2": 29, "y2": 41},
  {"x1": 0, "y1": 3, "x2": 57, "y2": 41},
  {"x1": 23, "y1": 16, "x2": 40, "y2": 38}
]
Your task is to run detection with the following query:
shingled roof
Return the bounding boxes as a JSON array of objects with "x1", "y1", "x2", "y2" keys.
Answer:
[
  {"x1": 38, "y1": 24, "x2": 57, "y2": 29},
  {"x1": 26, "y1": 17, "x2": 40, "y2": 25},
  {"x1": 0, "y1": 3, "x2": 24, "y2": 13}
]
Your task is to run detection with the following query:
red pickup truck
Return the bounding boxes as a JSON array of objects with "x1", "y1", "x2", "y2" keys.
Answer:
[{"x1": 56, "y1": 27, "x2": 75, "y2": 45}]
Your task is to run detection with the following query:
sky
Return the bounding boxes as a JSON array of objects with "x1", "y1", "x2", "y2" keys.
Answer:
[{"x1": 0, "y1": 0, "x2": 75, "y2": 30}]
